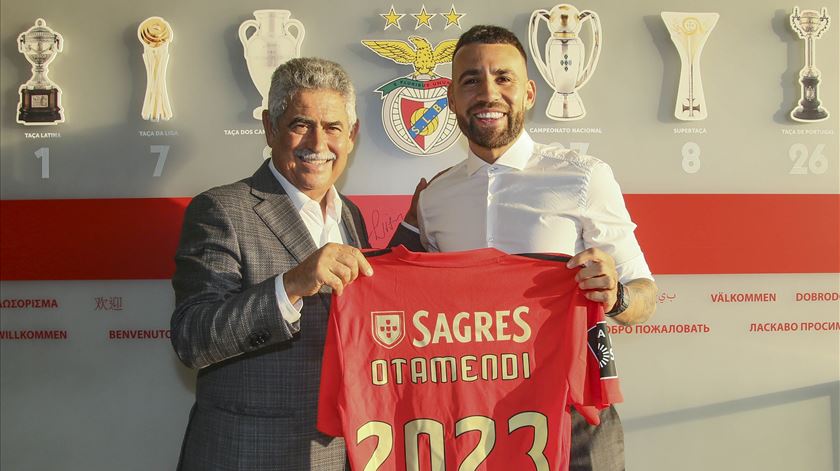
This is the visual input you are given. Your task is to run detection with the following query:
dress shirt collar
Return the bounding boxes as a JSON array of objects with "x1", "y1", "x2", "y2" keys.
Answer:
[
  {"x1": 268, "y1": 158, "x2": 343, "y2": 221},
  {"x1": 464, "y1": 131, "x2": 535, "y2": 176}
]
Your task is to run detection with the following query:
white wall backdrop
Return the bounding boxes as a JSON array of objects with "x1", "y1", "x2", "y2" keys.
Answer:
[{"x1": 1, "y1": 0, "x2": 838, "y2": 470}]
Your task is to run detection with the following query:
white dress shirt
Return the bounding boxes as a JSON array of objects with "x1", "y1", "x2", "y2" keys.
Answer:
[
  {"x1": 269, "y1": 159, "x2": 347, "y2": 324},
  {"x1": 418, "y1": 132, "x2": 653, "y2": 283}
]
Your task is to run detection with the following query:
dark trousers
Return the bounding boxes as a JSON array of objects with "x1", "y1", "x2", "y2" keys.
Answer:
[{"x1": 570, "y1": 405, "x2": 625, "y2": 471}]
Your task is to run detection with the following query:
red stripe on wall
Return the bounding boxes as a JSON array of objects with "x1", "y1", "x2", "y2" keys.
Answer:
[
  {"x1": 1, "y1": 198, "x2": 191, "y2": 281},
  {"x1": 1, "y1": 194, "x2": 837, "y2": 280},
  {"x1": 627, "y1": 194, "x2": 839, "y2": 275}
]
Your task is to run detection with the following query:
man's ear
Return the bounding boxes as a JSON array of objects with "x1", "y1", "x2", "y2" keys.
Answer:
[
  {"x1": 350, "y1": 120, "x2": 360, "y2": 142},
  {"x1": 447, "y1": 82, "x2": 457, "y2": 113},
  {"x1": 525, "y1": 79, "x2": 537, "y2": 111},
  {"x1": 347, "y1": 120, "x2": 361, "y2": 153},
  {"x1": 261, "y1": 109, "x2": 275, "y2": 144}
]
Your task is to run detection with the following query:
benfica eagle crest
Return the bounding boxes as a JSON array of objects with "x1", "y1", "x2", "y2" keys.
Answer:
[
  {"x1": 371, "y1": 311, "x2": 406, "y2": 349},
  {"x1": 362, "y1": 36, "x2": 461, "y2": 156}
]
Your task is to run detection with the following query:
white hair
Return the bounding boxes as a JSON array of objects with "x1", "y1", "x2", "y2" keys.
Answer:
[{"x1": 267, "y1": 57, "x2": 357, "y2": 127}]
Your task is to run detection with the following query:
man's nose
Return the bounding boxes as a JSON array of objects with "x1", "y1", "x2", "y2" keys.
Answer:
[
  {"x1": 476, "y1": 77, "x2": 501, "y2": 102},
  {"x1": 304, "y1": 125, "x2": 328, "y2": 152}
]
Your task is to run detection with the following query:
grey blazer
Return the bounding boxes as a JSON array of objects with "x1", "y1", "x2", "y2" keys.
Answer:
[{"x1": 171, "y1": 160, "x2": 369, "y2": 470}]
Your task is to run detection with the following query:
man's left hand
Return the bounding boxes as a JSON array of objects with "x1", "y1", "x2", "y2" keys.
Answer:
[{"x1": 567, "y1": 247, "x2": 618, "y2": 312}]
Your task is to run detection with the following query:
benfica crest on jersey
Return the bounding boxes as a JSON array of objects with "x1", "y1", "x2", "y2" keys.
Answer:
[
  {"x1": 371, "y1": 311, "x2": 406, "y2": 349},
  {"x1": 362, "y1": 36, "x2": 461, "y2": 156}
]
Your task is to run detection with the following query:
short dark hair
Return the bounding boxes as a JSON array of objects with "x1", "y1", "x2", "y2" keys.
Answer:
[{"x1": 453, "y1": 25, "x2": 527, "y2": 64}]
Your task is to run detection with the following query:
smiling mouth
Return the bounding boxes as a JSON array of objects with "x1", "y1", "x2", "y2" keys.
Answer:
[
  {"x1": 295, "y1": 150, "x2": 336, "y2": 167},
  {"x1": 474, "y1": 111, "x2": 505, "y2": 119},
  {"x1": 299, "y1": 156, "x2": 335, "y2": 164},
  {"x1": 472, "y1": 110, "x2": 507, "y2": 126}
]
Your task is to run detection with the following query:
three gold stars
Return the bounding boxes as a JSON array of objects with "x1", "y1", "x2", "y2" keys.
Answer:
[{"x1": 379, "y1": 4, "x2": 465, "y2": 31}]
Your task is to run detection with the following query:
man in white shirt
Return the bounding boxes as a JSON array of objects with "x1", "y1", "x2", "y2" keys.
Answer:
[
  {"x1": 171, "y1": 58, "x2": 372, "y2": 470},
  {"x1": 392, "y1": 25, "x2": 658, "y2": 471}
]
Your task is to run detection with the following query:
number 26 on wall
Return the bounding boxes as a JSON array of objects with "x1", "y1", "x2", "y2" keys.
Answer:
[
  {"x1": 788, "y1": 143, "x2": 827, "y2": 175},
  {"x1": 356, "y1": 412, "x2": 549, "y2": 471}
]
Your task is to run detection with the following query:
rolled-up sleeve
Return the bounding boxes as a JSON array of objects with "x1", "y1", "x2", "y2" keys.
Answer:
[{"x1": 581, "y1": 162, "x2": 654, "y2": 283}]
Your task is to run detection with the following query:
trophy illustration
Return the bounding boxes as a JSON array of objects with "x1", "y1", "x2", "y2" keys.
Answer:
[
  {"x1": 662, "y1": 12, "x2": 719, "y2": 121},
  {"x1": 240, "y1": 10, "x2": 305, "y2": 119},
  {"x1": 790, "y1": 7, "x2": 831, "y2": 122},
  {"x1": 529, "y1": 4, "x2": 602, "y2": 121},
  {"x1": 16, "y1": 18, "x2": 64, "y2": 125},
  {"x1": 138, "y1": 17, "x2": 174, "y2": 121}
]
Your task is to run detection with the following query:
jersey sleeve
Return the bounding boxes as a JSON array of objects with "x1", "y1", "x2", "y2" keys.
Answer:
[
  {"x1": 568, "y1": 299, "x2": 623, "y2": 425},
  {"x1": 316, "y1": 294, "x2": 344, "y2": 437}
]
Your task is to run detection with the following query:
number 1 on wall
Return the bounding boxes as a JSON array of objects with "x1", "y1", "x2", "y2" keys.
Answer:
[{"x1": 34, "y1": 147, "x2": 49, "y2": 179}]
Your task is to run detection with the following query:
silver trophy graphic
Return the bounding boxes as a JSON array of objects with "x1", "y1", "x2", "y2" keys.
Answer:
[
  {"x1": 240, "y1": 10, "x2": 305, "y2": 120},
  {"x1": 790, "y1": 6, "x2": 831, "y2": 122},
  {"x1": 662, "y1": 12, "x2": 718, "y2": 121},
  {"x1": 16, "y1": 18, "x2": 64, "y2": 125},
  {"x1": 529, "y1": 4, "x2": 602, "y2": 121}
]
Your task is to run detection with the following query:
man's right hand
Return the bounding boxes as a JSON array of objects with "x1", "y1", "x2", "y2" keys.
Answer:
[{"x1": 283, "y1": 243, "x2": 373, "y2": 303}]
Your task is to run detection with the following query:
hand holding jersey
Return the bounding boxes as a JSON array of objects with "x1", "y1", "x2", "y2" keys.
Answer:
[
  {"x1": 567, "y1": 248, "x2": 656, "y2": 325},
  {"x1": 284, "y1": 243, "x2": 373, "y2": 303},
  {"x1": 568, "y1": 248, "x2": 620, "y2": 307}
]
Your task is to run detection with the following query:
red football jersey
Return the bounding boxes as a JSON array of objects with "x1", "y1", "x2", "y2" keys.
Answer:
[{"x1": 318, "y1": 246, "x2": 622, "y2": 471}]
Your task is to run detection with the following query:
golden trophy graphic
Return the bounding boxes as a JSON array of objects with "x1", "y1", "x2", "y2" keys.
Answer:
[
  {"x1": 790, "y1": 6, "x2": 831, "y2": 122},
  {"x1": 240, "y1": 10, "x2": 305, "y2": 120},
  {"x1": 529, "y1": 4, "x2": 602, "y2": 121},
  {"x1": 662, "y1": 12, "x2": 718, "y2": 121},
  {"x1": 17, "y1": 18, "x2": 64, "y2": 125},
  {"x1": 138, "y1": 17, "x2": 174, "y2": 122}
]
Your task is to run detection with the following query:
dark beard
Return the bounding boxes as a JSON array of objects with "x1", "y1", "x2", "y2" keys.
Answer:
[{"x1": 457, "y1": 103, "x2": 524, "y2": 150}]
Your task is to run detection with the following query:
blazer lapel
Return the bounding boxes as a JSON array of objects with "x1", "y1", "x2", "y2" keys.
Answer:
[{"x1": 250, "y1": 161, "x2": 317, "y2": 264}]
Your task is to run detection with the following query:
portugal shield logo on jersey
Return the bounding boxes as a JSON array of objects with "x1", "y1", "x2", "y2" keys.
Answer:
[{"x1": 372, "y1": 311, "x2": 406, "y2": 349}]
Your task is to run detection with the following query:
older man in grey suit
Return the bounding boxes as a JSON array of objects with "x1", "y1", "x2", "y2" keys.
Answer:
[{"x1": 171, "y1": 58, "x2": 372, "y2": 470}]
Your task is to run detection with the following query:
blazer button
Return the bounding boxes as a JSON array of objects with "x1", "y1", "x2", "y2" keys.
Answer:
[{"x1": 248, "y1": 330, "x2": 271, "y2": 347}]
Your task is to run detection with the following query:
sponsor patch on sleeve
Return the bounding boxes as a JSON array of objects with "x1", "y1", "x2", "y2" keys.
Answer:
[{"x1": 588, "y1": 321, "x2": 617, "y2": 379}]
